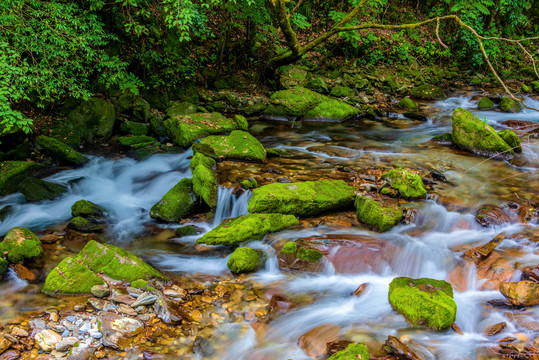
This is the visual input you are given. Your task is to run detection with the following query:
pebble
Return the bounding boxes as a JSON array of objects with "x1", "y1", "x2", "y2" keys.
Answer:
[
  {"x1": 89, "y1": 331, "x2": 102, "y2": 339},
  {"x1": 91, "y1": 285, "x2": 111, "y2": 298},
  {"x1": 55, "y1": 337, "x2": 79, "y2": 352},
  {"x1": 35, "y1": 329, "x2": 62, "y2": 352},
  {"x1": 61, "y1": 330, "x2": 70, "y2": 338},
  {"x1": 131, "y1": 293, "x2": 158, "y2": 307},
  {"x1": 127, "y1": 287, "x2": 143, "y2": 298},
  {"x1": 10, "y1": 326, "x2": 29, "y2": 337},
  {"x1": 66, "y1": 316, "x2": 77, "y2": 324}
]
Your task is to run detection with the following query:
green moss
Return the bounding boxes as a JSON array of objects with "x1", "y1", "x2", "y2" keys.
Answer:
[
  {"x1": 234, "y1": 115, "x2": 248, "y2": 131},
  {"x1": 120, "y1": 121, "x2": 150, "y2": 136},
  {"x1": 117, "y1": 135, "x2": 158, "y2": 147},
  {"x1": 266, "y1": 148, "x2": 291, "y2": 158},
  {"x1": 355, "y1": 196, "x2": 402, "y2": 232},
  {"x1": 227, "y1": 247, "x2": 266, "y2": 273},
  {"x1": 150, "y1": 178, "x2": 199, "y2": 222},
  {"x1": 192, "y1": 164, "x2": 219, "y2": 208},
  {"x1": 163, "y1": 112, "x2": 241, "y2": 147},
  {"x1": 531, "y1": 80, "x2": 539, "y2": 93},
  {"x1": 280, "y1": 65, "x2": 309, "y2": 89},
  {"x1": 521, "y1": 84, "x2": 531, "y2": 93},
  {"x1": 451, "y1": 107, "x2": 513, "y2": 159},
  {"x1": 19, "y1": 178, "x2": 66, "y2": 202},
  {"x1": 71, "y1": 200, "x2": 105, "y2": 220},
  {"x1": 131, "y1": 279, "x2": 149, "y2": 288},
  {"x1": 306, "y1": 77, "x2": 329, "y2": 94},
  {"x1": 165, "y1": 101, "x2": 198, "y2": 118},
  {"x1": 431, "y1": 133, "x2": 453, "y2": 143},
  {"x1": 67, "y1": 217, "x2": 101, "y2": 232},
  {"x1": 328, "y1": 343, "x2": 369, "y2": 360},
  {"x1": 280, "y1": 241, "x2": 297, "y2": 255},
  {"x1": 297, "y1": 247, "x2": 323, "y2": 262},
  {"x1": 330, "y1": 86, "x2": 355, "y2": 98},
  {"x1": 410, "y1": 84, "x2": 446, "y2": 100},
  {"x1": 247, "y1": 180, "x2": 356, "y2": 217},
  {"x1": 240, "y1": 178, "x2": 258, "y2": 190},
  {"x1": 0, "y1": 161, "x2": 43, "y2": 196},
  {"x1": 42, "y1": 256, "x2": 105, "y2": 295},
  {"x1": 175, "y1": 225, "x2": 198, "y2": 237},
  {"x1": 499, "y1": 97, "x2": 522, "y2": 113},
  {"x1": 66, "y1": 98, "x2": 116, "y2": 142},
  {"x1": 193, "y1": 130, "x2": 266, "y2": 162},
  {"x1": 477, "y1": 97, "x2": 495, "y2": 110},
  {"x1": 0, "y1": 257, "x2": 8, "y2": 273},
  {"x1": 197, "y1": 214, "x2": 299, "y2": 246},
  {"x1": 498, "y1": 129, "x2": 522, "y2": 153},
  {"x1": 381, "y1": 168, "x2": 427, "y2": 199},
  {"x1": 399, "y1": 97, "x2": 418, "y2": 110},
  {"x1": 36, "y1": 136, "x2": 88, "y2": 166},
  {"x1": 388, "y1": 277, "x2": 457, "y2": 331},
  {"x1": 190, "y1": 153, "x2": 216, "y2": 172},
  {"x1": 0, "y1": 227, "x2": 43, "y2": 263}
]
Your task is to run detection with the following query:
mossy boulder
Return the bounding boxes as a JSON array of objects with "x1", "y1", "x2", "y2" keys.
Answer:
[
  {"x1": 189, "y1": 153, "x2": 216, "y2": 171},
  {"x1": 498, "y1": 129, "x2": 522, "y2": 153},
  {"x1": 193, "y1": 130, "x2": 266, "y2": 162},
  {"x1": 431, "y1": 133, "x2": 452, "y2": 143},
  {"x1": 328, "y1": 343, "x2": 369, "y2": 360},
  {"x1": 132, "y1": 98, "x2": 151, "y2": 122},
  {"x1": 18, "y1": 178, "x2": 66, "y2": 202},
  {"x1": 388, "y1": 277, "x2": 457, "y2": 331},
  {"x1": 531, "y1": 80, "x2": 539, "y2": 93},
  {"x1": 131, "y1": 279, "x2": 149, "y2": 288},
  {"x1": 36, "y1": 136, "x2": 88, "y2": 166},
  {"x1": 71, "y1": 200, "x2": 106, "y2": 221},
  {"x1": 67, "y1": 216, "x2": 101, "y2": 232},
  {"x1": 280, "y1": 65, "x2": 309, "y2": 89},
  {"x1": 355, "y1": 196, "x2": 402, "y2": 232},
  {"x1": 0, "y1": 257, "x2": 8, "y2": 273},
  {"x1": 266, "y1": 87, "x2": 361, "y2": 121},
  {"x1": 330, "y1": 86, "x2": 355, "y2": 98},
  {"x1": 499, "y1": 97, "x2": 522, "y2": 113},
  {"x1": 42, "y1": 256, "x2": 105, "y2": 295},
  {"x1": 477, "y1": 97, "x2": 495, "y2": 110},
  {"x1": 175, "y1": 225, "x2": 198, "y2": 237},
  {"x1": 163, "y1": 112, "x2": 246, "y2": 147},
  {"x1": 248, "y1": 180, "x2": 356, "y2": 217},
  {"x1": 66, "y1": 97, "x2": 116, "y2": 142},
  {"x1": 227, "y1": 247, "x2": 266, "y2": 273},
  {"x1": 192, "y1": 164, "x2": 219, "y2": 208},
  {"x1": 0, "y1": 161, "x2": 43, "y2": 196},
  {"x1": 149, "y1": 178, "x2": 199, "y2": 222},
  {"x1": 240, "y1": 178, "x2": 258, "y2": 190},
  {"x1": 197, "y1": 214, "x2": 299, "y2": 246},
  {"x1": 410, "y1": 84, "x2": 446, "y2": 100},
  {"x1": 120, "y1": 121, "x2": 150, "y2": 136},
  {"x1": 399, "y1": 98, "x2": 418, "y2": 110},
  {"x1": 117, "y1": 135, "x2": 158, "y2": 147},
  {"x1": 381, "y1": 168, "x2": 427, "y2": 199},
  {"x1": 306, "y1": 77, "x2": 329, "y2": 94},
  {"x1": 0, "y1": 227, "x2": 43, "y2": 263},
  {"x1": 165, "y1": 101, "x2": 199, "y2": 118}
]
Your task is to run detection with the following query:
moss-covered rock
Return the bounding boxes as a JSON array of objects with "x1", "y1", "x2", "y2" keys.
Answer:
[
  {"x1": 163, "y1": 112, "x2": 245, "y2": 147},
  {"x1": 189, "y1": 153, "x2": 216, "y2": 171},
  {"x1": 521, "y1": 84, "x2": 531, "y2": 93},
  {"x1": 0, "y1": 161, "x2": 43, "y2": 196},
  {"x1": 240, "y1": 178, "x2": 258, "y2": 190},
  {"x1": 355, "y1": 196, "x2": 402, "y2": 232},
  {"x1": 67, "y1": 216, "x2": 101, "y2": 232},
  {"x1": 431, "y1": 133, "x2": 453, "y2": 143},
  {"x1": 399, "y1": 97, "x2": 418, "y2": 110},
  {"x1": 132, "y1": 98, "x2": 151, "y2": 122},
  {"x1": 531, "y1": 80, "x2": 539, "y2": 93},
  {"x1": 248, "y1": 180, "x2": 356, "y2": 217},
  {"x1": 71, "y1": 200, "x2": 106, "y2": 221},
  {"x1": 193, "y1": 130, "x2": 266, "y2": 162},
  {"x1": 306, "y1": 77, "x2": 329, "y2": 94},
  {"x1": 175, "y1": 225, "x2": 198, "y2": 237},
  {"x1": 451, "y1": 107, "x2": 513, "y2": 159},
  {"x1": 130, "y1": 279, "x2": 149, "y2": 289},
  {"x1": 381, "y1": 168, "x2": 427, "y2": 199},
  {"x1": 477, "y1": 97, "x2": 495, "y2": 110},
  {"x1": 330, "y1": 86, "x2": 355, "y2": 98},
  {"x1": 165, "y1": 101, "x2": 198, "y2": 118},
  {"x1": 0, "y1": 227, "x2": 43, "y2": 263},
  {"x1": 149, "y1": 178, "x2": 199, "y2": 222},
  {"x1": 117, "y1": 135, "x2": 158, "y2": 147},
  {"x1": 499, "y1": 97, "x2": 522, "y2": 113},
  {"x1": 410, "y1": 84, "x2": 446, "y2": 100},
  {"x1": 192, "y1": 164, "x2": 219, "y2": 208},
  {"x1": 227, "y1": 247, "x2": 266, "y2": 273},
  {"x1": 0, "y1": 257, "x2": 8, "y2": 273},
  {"x1": 388, "y1": 277, "x2": 457, "y2": 331},
  {"x1": 498, "y1": 129, "x2": 522, "y2": 153},
  {"x1": 42, "y1": 256, "x2": 105, "y2": 295},
  {"x1": 280, "y1": 241, "x2": 297, "y2": 255},
  {"x1": 120, "y1": 121, "x2": 150, "y2": 136},
  {"x1": 265, "y1": 87, "x2": 361, "y2": 121},
  {"x1": 36, "y1": 136, "x2": 88, "y2": 166},
  {"x1": 66, "y1": 97, "x2": 116, "y2": 142},
  {"x1": 197, "y1": 214, "x2": 299, "y2": 246},
  {"x1": 266, "y1": 148, "x2": 292, "y2": 158},
  {"x1": 18, "y1": 178, "x2": 66, "y2": 202},
  {"x1": 280, "y1": 65, "x2": 309, "y2": 89},
  {"x1": 328, "y1": 343, "x2": 369, "y2": 360},
  {"x1": 297, "y1": 247, "x2": 323, "y2": 262}
]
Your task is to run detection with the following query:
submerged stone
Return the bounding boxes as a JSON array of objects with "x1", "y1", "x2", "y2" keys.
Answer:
[
  {"x1": 149, "y1": 178, "x2": 199, "y2": 222},
  {"x1": 431, "y1": 133, "x2": 453, "y2": 143},
  {"x1": 451, "y1": 107, "x2": 513, "y2": 159},
  {"x1": 0, "y1": 161, "x2": 43, "y2": 196},
  {"x1": 36, "y1": 136, "x2": 88, "y2": 166},
  {"x1": 410, "y1": 84, "x2": 446, "y2": 100},
  {"x1": 328, "y1": 343, "x2": 369, "y2": 360},
  {"x1": 248, "y1": 180, "x2": 356, "y2": 217},
  {"x1": 71, "y1": 200, "x2": 106, "y2": 221},
  {"x1": 197, "y1": 214, "x2": 299, "y2": 246},
  {"x1": 227, "y1": 247, "x2": 266, "y2": 273},
  {"x1": 193, "y1": 130, "x2": 266, "y2": 162},
  {"x1": 355, "y1": 196, "x2": 402, "y2": 232},
  {"x1": 18, "y1": 177, "x2": 66, "y2": 202},
  {"x1": 175, "y1": 225, "x2": 198, "y2": 237},
  {"x1": 388, "y1": 277, "x2": 457, "y2": 331},
  {"x1": 192, "y1": 164, "x2": 219, "y2": 208},
  {"x1": 497, "y1": 129, "x2": 522, "y2": 153},
  {"x1": 0, "y1": 227, "x2": 43, "y2": 264},
  {"x1": 499, "y1": 97, "x2": 522, "y2": 113},
  {"x1": 477, "y1": 97, "x2": 495, "y2": 110},
  {"x1": 67, "y1": 216, "x2": 101, "y2": 232},
  {"x1": 381, "y1": 168, "x2": 427, "y2": 199}
]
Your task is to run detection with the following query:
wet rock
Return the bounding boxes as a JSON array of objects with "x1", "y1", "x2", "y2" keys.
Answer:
[
  {"x1": 431, "y1": 133, "x2": 453, "y2": 144},
  {"x1": 67, "y1": 217, "x2": 101, "y2": 233},
  {"x1": 10, "y1": 263, "x2": 38, "y2": 282},
  {"x1": 10, "y1": 327, "x2": 28, "y2": 338},
  {"x1": 355, "y1": 196, "x2": 402, "y2": 232},
  {"x1": 499, "y1": 280, "x2": 539, "y2": 307},
  {"x1": 71, "y1": 200, "x2": 106, "y2": 221},
  {"x1": 18, "y1": 177, "x2": 66, "y2": 202},
  {"x1": 499, "y1": 97, "x2": 522, "y2": 113},
  {"x1": 0, "y1": 205, "x2": 12, "y2": 222},
  {"x1": 98, "y1": 312, "x2": 144, "y2": 350},
  {"x1": 463, "y1": 233, "x2": 506, "y2": 262},
  {"x1": 192, "y1": 162, "x2": 219, "y2": 208},
  {"x1": 192, "y1": 335, "x2": 214, "y2": 357},
  {"x1": 175, "y1": 225, "x2": 199, "y2": 237},
  {"x1": 197, "y1": 214, "x2": 299, "y2": 246},
  {"x1": 110, "y1": 294, "x2": 136, "y2": 306},
  {"x1": 498, "y1": 130, "x2": 522, "y2": 153},
  {"x1": 149, "y1": 178, "x2": 199, "y2": 223},
  {"x1": 477, "y1": 96, "x2": 495, "y2": 110},
  {"x1": 0, "y1": 161, "x2": 44, "y2": 196},
  {"x1": 298, "y1": 324, "x2": 341, "y2": 358},
  {"x1": 36, "y1": 136, "x2": 88, "y2": 166},
  {"x1": 475, "y1": 205, "x2": 511, "y2": 227},
  {"x1": 410, "y1": 84, "x2": 446, "y2": 100},
  {"x1": 130, "y1": 292, "x2": 158, "y2": 307},
  {"x1": 240, "y1": 178, "x2": 258, "y2": 190},
  {"x1": 352, "y1": 283, "x2": 368, "y2": 296},
  {"x1": 193, "y1": 130, "x2": 266, "y2": 162},
  {"x1": 403, "y1": 112, "x2": 429, "y2": 122},
  {"x1": 521, "y1": 266, "x2": 539, "y2": 283},
  {"x1": 153, "y1": 296, "x2": 188, "y2": 324},
  {"x1": 118, "y1": 304, "x2": 138, "y2": 316},
  {"x1": 0, "y1": 227, "x2": 43, "y2": 264},
  {"x1": 35, "y1": 329, "x2": 62, "y2": 352},
  {"x1": 517, "y1": 204, "x2": 538, "y2": 224},
  {"x1": 328, "y1": 343, "x2": 369, "y2": 360},
  {"x1": 399, "y1": 97, "x2": 418, "y2": 110},
  {"x1": 0, "y1": 336, "x2": 12, "y2": 355},
  {"x1": 484, "y1": 322, "x2": 507, "y2": 336},
  {"x1": 91, "y1": 285, "x2": 110, "y2": 298},
  {"x1": 227, "y1": 247, "x2": 266, "y2": 274},
  {"x1": 381, "y1": 168, "x2": 427, "y2": 199},
  {"x1": 42, "y1": 256, "x2": 105, "y2": 295},
  {"x1": 0, "y1": 350, "x2": 20, "y2": 360},
  {"x1": 66, "y1": 97, "x2": 116, "y2": 143},
  {"x1": 268, "y1": 294, "x2": 296, "y2": 320},
  {"x1": 388, "y1": 277, "x2": 457, "y2": 331},
  {"x1": 278, "y1": 241, "x2": 324, "y2": 272},
  {"x1": 55, "y1": 337, "x2": 79, "y2": 352},
  {"x1": 502, "y1": 120, "x2": 539, "y2": 132},
  {"x1": 326, "y1": 340, "x2": 353, "y2": 356},
  {"x1": 29, "y1": 320, "x2": 47, "y2": 337},
  {"x1": 88, "y1": 298, "x2": 112, "y2": 311},
  {"x1": 384, "y1": 335, "x2": 421, "y2": 360}
]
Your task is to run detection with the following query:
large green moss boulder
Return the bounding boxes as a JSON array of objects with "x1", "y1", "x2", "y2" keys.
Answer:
[
  {"x1": 163, "y1": 112, "x2": 246, "y2": 147},
  {"x1": 227, "y1": 247, "x2": 266, "y2": 273},
  {"x1": 355, "y1": 196, "x2": 402, "y2": 232},
  {"x1": 498, "y1": 129, "x2": 522, "y2": 153},
  {"x1": 388, "y1": 277, "x2": 457, "y2": 331},
  {"x1": 477, "y1": 97, "x2": 495, "y2": 110},
  {"x1": 71, "y1": 200, "x2": 106, "y2": 221},
  {"x1": 265, "y1": 87, "x2": 361, "y2": 121},
  {"x1": 451, "y1": 107, "x2": 513, "y2": 159},
  {"x1": 36, "y1": 136, "x2": 88, "y2": 166},
  {"x1": 150, "y1": 178, "x2": 199, "y2": 222},
  {"x1": 0, "y1": 161, "x2": 43, "y2": 196},
  {"x1": 193, "y1": 130, "x2": 266, "y2": 162},
  {"x1": 328, "y1": 343, "x2": 369, "y2": 360},
  {"x1": 197, "y1": 214, "x2": 299, "y2": 246},
  {"x1": 192, "y1": 164, "x2": 219, "y2": 208},
  {"x1": 248, "y1": 180, "x2": 356, "y2": 217},
  {"x1": 381, "y1": 168, "x2": 427, "y2": 199},
  {"x1": 18, "y1": 178, "x2": 66, "y2": 202},
  {"x1": 399, "y1": 98, "x2": 418, "y2": 110},
  {"x1": 42, "y1": 256, "x2": 105, "y2": 295},
  {"x1": 66, "y1": 98, "x2": 116, "y2": 142},
  {"x1": 280, "y1": 65, "x2": 309, "y2": 89},
  {"x1": 499, "y1": 97, "x2": 522, "y2": 113},
  {"x1": 410, "y1": 84, "x2": 446, "y2": 100},
  {"x1": 0, "y1": 227, "x2": 43, "y2": 263},
  {"x1": 189, "y1": 153, "x2": 216, "y2": 171}
]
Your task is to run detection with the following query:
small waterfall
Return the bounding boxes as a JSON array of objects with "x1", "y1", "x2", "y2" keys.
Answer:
[{"x1": 213, "y1": 186, "x2": 251, "y2": 225}]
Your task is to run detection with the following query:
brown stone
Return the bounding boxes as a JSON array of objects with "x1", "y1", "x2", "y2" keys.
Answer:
[
  {"x1": 464, "y1": 233, "x2": 506, "y2": 262},
  {"x1": 0, "y1": 350, "x2": 20, "y2": 360},
  {"x1": 384, "y1": 335, "x2": 422, "y2": 360},
  {"x1": 352, "y1": 283, "x2": 368, "y2": 297},
  {"x1": 327, "y1": 340, "x2": 353, "y2": 356},
  {"x1": 484, "y1": 322, "x2": 507, "y2": 336},
  {"x1": 500, "y1": 281, "x2": 539, "y2": 306},
  {"x1": 502, "y1": 120, "x2": 539, "y2": 132},
  {"x1": 268, "y1": 295, "x2": 296, "y2": 320},
  {"x1": 298, "y1": 324, "x2": 340, "y2": 358},
  {"x1": 452, "y1": 323, "x2": 464, "y2": 335},
  {"x1": 98, "y1": 312, "x2": 144, "y2": 350},
  {"x1": 475, "y1": 205, "x2": 511, "y2": 227},
  {"x1": 517, "y1": 205, "x2": 539, "y2": 224},
  {"x1": 10, "y1": 264, "x2": 37, "y2": 283},
  {"x1": 0, "y1": 337, "x2": 12, "y2": 355},
  {"x1": 522, "y1": 266, "x2": 539, "y2": 283}
]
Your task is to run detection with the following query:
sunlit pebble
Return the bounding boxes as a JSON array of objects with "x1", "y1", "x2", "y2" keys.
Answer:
[
  {"x1": 400, "y1": 334, "x2": 412, "y2": 343},
  {"x1": 514, "y1": 333, "x2": 528, "y2": 342}
]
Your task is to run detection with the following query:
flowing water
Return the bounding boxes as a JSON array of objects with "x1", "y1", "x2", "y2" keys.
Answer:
[{"x1": 1, "y1": 94, "x2": 538, "y2": 359}]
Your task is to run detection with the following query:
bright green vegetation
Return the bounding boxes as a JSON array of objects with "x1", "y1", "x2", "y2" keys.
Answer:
[
  {"x1": 330, "y1": 86, "x2": 355, "y2": 98},
  {"x1": 280, "y1": 65, "x2": 309, "y2": 89},
  {"x1": 240, "y1": 178, "x2": 258, "y2": 190},
  {"x1": 0, "y1": 161, "x2": 43, "y2": 196},
  {"x1": 280, "y1": 241, "x2": 298, "y2": 255},
  {"x1": 131, "y1": 279, "x2": 149, "y2": 289},
  {"x1": 409, "y1": 84, "x2": 446, "y2": 100},
  {"x1": 0, "y1": 257, "x2": 8, "y2": 273},
  {"x1": 399, "y1": 97, "x2": 418, "y2": 110},
  {"x1": 192, "y1": 163, "x2": 219, "y2": 208},
  {"x1": 498, "y1": 129, "x2": 522, "y2": 153},
  {"x1": 193, "y1": 130, "x2": 266, "y2": 162},
  {"x1": 190, "y1": 153, "x2": 216, "y2": 171},
  {"x1": 266, "y1": 148, "x2": 291, "y2": 158},
  {"x1": 388, "y1": 277, "x2": 457, "y2": 331},
  {"x1": 451, "y1": 107, "x2": 513, "y2": 159},
  {"x1": 150, "y1": 178, "x2": 199, "y2": 222},
  {"x1": 42, "y1": 256, "x2": 105, "y2": 295},
  {"x1": 521, "y1": 84, "x2": 531, "y2": 92},
  {"x1": 197, "y1": 214, "x2": 299, "y2": 246},
  {"x1": 306, "y1": 77, "x2": 329, "y2": 94},
  {"x1": 477, "y1": 97, "x2": 495, "y2": 110},
  {"x1": 248, "y1": 180, "x2": 356, "y2": 217},
  {"x1": 499, "y1": 97, "x2": 522, "y2": 113},
  {"x1": 431, "y1": 133, "x2": 453, "y2": 143},
  {"x1": 18, "y1": 177, "x2": 66, "y2": 202},
  {"x1": 381, "y1": 168, "x2": 427, "y2": 199},
  {"x1": 227, "y1": 247, "x2": 266, "y2": 273},
  {"x1": 67, "y1": 216, "x2": 101, "y2": 232},
  {"x1": 265, "y1": 87, "x2": 361, "y2": 121},
  {"x1": 532, "y1": 81, "x2": 539, "y2": 93},
  {"x1": 328, "y1": 343, "x2": 369, "y2": 360},
  {"x1": 36, "y1": 136, "x2": 88, "y2": 166},
  {"x1": 297, "y1": 247, "x2": 323, "y2": 262},
  {"x1": 0, "y1": 227, "x2": 43, "y2": 264},
  {"x1": 71, "y1": 200, "x2": 105, "y2": 221},
  {"x1": 355, "y1": 196, "x2": 402, "y2": 232}
]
